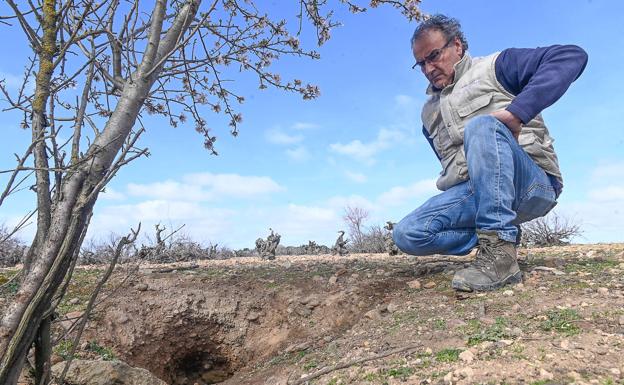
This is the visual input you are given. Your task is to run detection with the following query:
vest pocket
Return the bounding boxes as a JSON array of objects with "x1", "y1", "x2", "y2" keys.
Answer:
[{"x1": 457, "y1": 93, "x2": 494, "y2": 118}]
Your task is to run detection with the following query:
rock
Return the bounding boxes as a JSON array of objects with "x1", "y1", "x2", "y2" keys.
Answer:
[
  {"x1": 424, "y1": 347, "x2": 433, "y2": 355},
  {"x1": 455, "y1": 366, "x2": 474, "y2": 379},
  {"x1": 619, "y1": 315, "x2": 624, "y2": 326},
  {"x1": 511, "y1": 303, "x2": 522, "y2": 312},
  {"x1": 443, "y1": 371, "x2": 454, "y2": 384},
  {"x1": 423, "y1": 281, "x2": 436, "y2": 289},
  {"x1": 448, "y1": 319, "x2": 467, "y2": 328},
  {"x1": 539, "y1": 368, "x2": 554, "y2": 381},
  {"x1": 284, "y1": 341, "x2": 311, "y2": 354},
  {"x1": 328, "y1": 276, "x2": 338, "y2": 286},
  {"x1": 312, "y1": 275, "x2": 325, "y2": 284},
  {"x1": 559, "y1": 339, "x2": 570, "y2": 350},
  {"x1": 364, "y1": 309, "x2": 382, "y2": 320},
  {"x1": 503, "y1": 290, "x2": 514, "y2": 296},
  {"x1": 459, "y1": 350, "x2": 474, "y2": 363},
  {"x1": 60, "y1": 311, "x2": 84, "y2": 331},
  {"x1": 135, "y1": 283, "x2": 148, "y2": 292},
  {"x1": 246, "y1": 312, "x2": 260, "y2": 321},
  {"x1": 296, "y1": 306, "x2": 312, "y2": 317},
  {"x1": 387, "y1": 302, "x2": 400, "y2": 314},
  {"x1": 51, "y1": 359, "x2": 167, "y2": 385},
  {"x1": 407, "y1": 280, "x2": 422, "y2": 290},
  {"x1": 301, "y1": 295, "x2": 321, "y2": 309},
  {"x1": 68, "y1": 298, "x2": 80, "y2": 305},
  {"x1": 610, "y1": 368, "x2": 621, "y2": 377},
  {"x1": 597, "y1": 287, "x2": 609, "y2": 297}
]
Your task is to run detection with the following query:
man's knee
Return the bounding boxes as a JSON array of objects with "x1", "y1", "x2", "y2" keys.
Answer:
[{"x1": 393, "y1": 217, "x2": 434, "y2": 256}]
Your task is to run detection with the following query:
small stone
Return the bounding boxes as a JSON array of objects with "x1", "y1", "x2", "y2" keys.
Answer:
[
  {"x1": 443, "y1": 371, "x2": 454, "y2": 384},
  {"x1": 305, "y1": 297, "x2": 321, "y2": 309},
  {"x1": 619, "y1": 315, "x2": 624, "y2": 326},
  {"x1": 423, "y1": 281, "x2": 436, "y2": 289},
  {"x1": 459, "y1": 350, "x2": 474, "y2": 363},
  {"x1": 407, "y1": 280, "x2": 422, "y2": 290},
  {"x1": 503, "y1": 290, "x2": 514, "y2": 296},
  {"x1": 511, "y1": 303, "x2": 522, "y2": 312},
  {"x1": 455, "y1": 366, "x2": 474, "y2": 379},
  {"x1": 296, "y1": 306, "x2": 312, "y2": 317},
  {"x1": 539, "y1": 368, "x2": 554, "y2": 380},
  {"x1": 312, "y1": 275, "x2": 325, "y2": 283},
  {"x1": 364, "y1": 309, "x2": 381, "y2": 320},
  {"x1": 387, "y1": 303, "x2": 400, "y2": 314},
  {"x1": 246, "y1": 312, "x2": 260, "y2": 321},
  {"x1": 597, "y1": 287, "x2": 609, "y2": 297},
  {"x1": 135, "y1": 283, "x2": 148, "y2": 292},
  {"x1": 424, "y1": 347, "x2": 433, "y2": 355},
  {"x1": 560, "y1": 339, "x2": 570, "y2": 350},
  {"x1": 610, "y1": 368, "x2": 621, "y2": 377},
  {"x1": 68, "y1": 298, "x2": 80, "y2": 305},
  {"x1": 328, "y1": 276, "x2": 338, "y2": 285}
]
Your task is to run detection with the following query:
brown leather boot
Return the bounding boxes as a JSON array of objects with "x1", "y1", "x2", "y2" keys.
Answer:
[{"x1": 452, "y1": 230, "x2": 522, "y2": 292}]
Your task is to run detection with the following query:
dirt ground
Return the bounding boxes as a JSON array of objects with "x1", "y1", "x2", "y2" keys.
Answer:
[{"x1": 3, "y1": 243, "x2": 624, "y2": 385}]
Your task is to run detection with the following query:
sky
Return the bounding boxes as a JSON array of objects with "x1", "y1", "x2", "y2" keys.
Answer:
[{"x1": 1, "y1": 0, "x2": 623, "y2": 249}]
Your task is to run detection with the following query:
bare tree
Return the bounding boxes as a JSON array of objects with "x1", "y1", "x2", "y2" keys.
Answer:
[
  {"x1": 520, "y1": 211, "x2": 583, "y2": 247},
  {"x1": 0, "y1": 1, "x2": 422, "y2": 383},
  {"x1": 343, "y1": 205, "x2": 370, "y2": 247}
]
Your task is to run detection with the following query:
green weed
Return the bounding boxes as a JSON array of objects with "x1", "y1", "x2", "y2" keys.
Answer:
[
  {"x1": 86, "y1": 340, "x2": 115, "y2": 360},
  {"x1": 540, "y1": 309, "x2": 581, "y2": 336},
  {"x1": 435, "y1": 348, "x2": 462, "y2": 363}
]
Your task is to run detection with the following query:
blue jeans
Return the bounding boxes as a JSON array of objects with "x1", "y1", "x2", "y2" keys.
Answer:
[{"x1": 393, "y1": 115, "x2": 560, "y2": 256}]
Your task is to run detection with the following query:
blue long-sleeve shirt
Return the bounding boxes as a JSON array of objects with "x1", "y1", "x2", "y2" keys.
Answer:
[{"x1": 496, "y1": 45, "x2": 588, "y2": 124}]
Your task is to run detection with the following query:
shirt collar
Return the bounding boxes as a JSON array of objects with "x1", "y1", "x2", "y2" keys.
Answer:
[{"x1": 426, "y1": 51, "x2": 473, "y2": 95}]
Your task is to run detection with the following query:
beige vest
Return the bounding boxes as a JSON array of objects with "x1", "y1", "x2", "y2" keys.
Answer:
[{"x1": 422, "y1": 52, "x2": 562, "y2": 191}]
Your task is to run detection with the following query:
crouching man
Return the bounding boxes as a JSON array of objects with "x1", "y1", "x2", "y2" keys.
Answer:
[{"x1": 393, "y1": 15, "x2": 587, "y2": 292}]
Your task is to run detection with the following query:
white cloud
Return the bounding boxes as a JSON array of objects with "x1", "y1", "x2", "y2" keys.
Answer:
[
  {"x1": 265, "y1": 127, "x2": 304, "y2": 145},
  {"x1": 329, "y1": 128, "x2": 406, "y2": 164},
  {"x1": 127, "y1": 180, "x2": 206, "y2": 201},
  {"x1": 590, "y1": 162, "x2": 624, "y2": 181},
  {"x1": 345, "y1": 171, "x2": 367, "y2": 183},
  {"x1": 587, "y1": 186, "x2": 624, "y2": 202},
  {"x1": 291, "y1": 122, "x2": 319, "y2": 130},
  {"x1": 185, "y1": 172, "x2": 284, "y2": 197},
  {"x1": 285, "y1": 146, "x2": 310, "y2": 161},
  {"x1": 126, "y1": 173, "x2": 283, "y2": 202},
  {"x1": 88, "y1": 200, "x2": 235, "y2": 243},
  {"x1": 377, "y1": 179, "x2": 438, "y2": 207}
]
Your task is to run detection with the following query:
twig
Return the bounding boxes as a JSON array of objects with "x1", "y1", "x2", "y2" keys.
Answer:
[
  {"x1": 288, "y1": 344, "x2": 421, "y2": 385},
  {"x1": 55, "y1": 224, "x2": 140, "y2": 385}
]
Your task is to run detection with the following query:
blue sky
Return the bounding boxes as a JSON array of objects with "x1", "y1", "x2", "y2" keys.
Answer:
[{"x1": 1, "y1": 0, "x2": 623, "y2": 248}]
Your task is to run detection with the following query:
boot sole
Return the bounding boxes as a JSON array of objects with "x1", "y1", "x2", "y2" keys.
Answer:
[{"x1": 452, "y1": 270, "x2": 523, "y2": 292}]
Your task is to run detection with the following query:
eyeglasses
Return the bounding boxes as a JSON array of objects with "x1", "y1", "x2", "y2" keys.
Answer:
[{"x1": 412, "y1": 38, "x2": 454, "y2": 70}]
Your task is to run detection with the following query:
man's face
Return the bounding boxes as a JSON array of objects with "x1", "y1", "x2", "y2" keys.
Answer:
[{"x1": 412, "y1": 29, "x2": 464, "y2": 89}]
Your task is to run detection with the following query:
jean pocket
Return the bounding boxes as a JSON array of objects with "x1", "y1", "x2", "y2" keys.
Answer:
[{"x1": 514, "y1": 183, "x2": 557, "y2": 224}]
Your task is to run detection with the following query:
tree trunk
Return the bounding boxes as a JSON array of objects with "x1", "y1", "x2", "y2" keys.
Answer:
[{"x1": 0, "y1": 2, "x2": 201, "y2": 382}]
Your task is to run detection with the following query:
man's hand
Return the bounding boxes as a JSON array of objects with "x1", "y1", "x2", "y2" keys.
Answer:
[{"x1": 490, "y1": 109, "x2": 522, "y2": 140}]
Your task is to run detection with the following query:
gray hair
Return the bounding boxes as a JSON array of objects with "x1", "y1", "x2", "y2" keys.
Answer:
[{"x1": 410, "y1": 14, "x2": 468, "y2": 53}]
